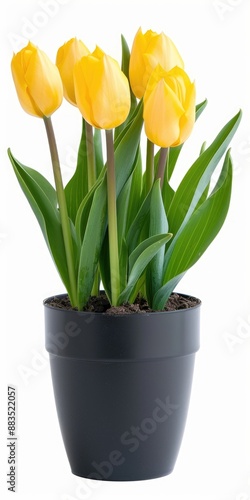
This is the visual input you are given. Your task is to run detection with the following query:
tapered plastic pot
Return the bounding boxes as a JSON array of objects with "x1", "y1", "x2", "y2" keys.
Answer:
[{"x1": 44, "y1": 293, "x2": 201, "y2": 481}]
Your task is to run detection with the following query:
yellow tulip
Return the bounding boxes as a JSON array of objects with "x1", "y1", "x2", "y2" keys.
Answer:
[
  {"x1": 56, "y1": 38, "x2": 90, "y2": 106},
  {"x1": 74, "y1": 46, "x2": 131, "y2": 129},
  {"x1": 129, "y1": 27, "x2": 184, "y2": 99},
  {"x1": 11, "y1": 41, "x2": 63, "y2": 118},
  {"x1": 143, "y1": 65, "x2": 196, "y2": 148}
]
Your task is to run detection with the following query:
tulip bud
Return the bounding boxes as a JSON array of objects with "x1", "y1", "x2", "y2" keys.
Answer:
[
  {"x1": 11, "y1": 41, "x2": 63, "y2": 118},
  {"x1": 143, "y1": 65, "x2": 196, "y2": 148},
  {"x1": 129, "y1": 27, "x2": 184, "y2": 99},
  {"x1": 56, "y1": 38, "x2": 90, "y2": 106},
  {"x1": 74, "y1": 46, "x2": 131, "y2": 129}
]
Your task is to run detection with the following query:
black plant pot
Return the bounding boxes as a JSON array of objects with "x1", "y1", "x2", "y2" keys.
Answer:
[{"x1": 44, "y1": 293, "x2": 201, "y2": 481}]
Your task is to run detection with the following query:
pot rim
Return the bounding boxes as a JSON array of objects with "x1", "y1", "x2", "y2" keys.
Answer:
[
  {"x1": 44, "y1": 292, "x2": 201, "y2": 359},
  {"x1": 43, "y1": 292, "x2": 202, "y2": 317}
]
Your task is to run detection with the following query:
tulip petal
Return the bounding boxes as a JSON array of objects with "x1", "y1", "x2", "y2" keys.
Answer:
[
  {"x1": 129, "y1": 27, "x2": 148, "y2": 99},
  {"x1": 11, "y1": 46, "x2": 42, "y2": 116},
  {"x1": 145, "y1": 32, "x2": 184, "y2": 77},
  {"x1": 74, "y1": 58, "x2": 95, "y2": 126},
  {"x1": 74, "y1": 48, "x2": 130, "y2": 129},
  {"x1": 25, "y1": 49, "x2": 63, "y2": 116},
  {"x1": 74, "y1": 48, "x2": 107, "y2": 127},
  {"x1": 144, "y1": 79, "x2": 184, "y2": 147},
  {"x1": 174, "y1": 82, "x2": 196, "y2": 146},
  {"x1": 91, "y1": 55, "x2": 130, "y2": 129},
  {"x1": 166, "y1": 66, "x2": 192, "y2": 100},
  {"x1": 56, "y1": 38, "x2": 89, "y2": 105}
]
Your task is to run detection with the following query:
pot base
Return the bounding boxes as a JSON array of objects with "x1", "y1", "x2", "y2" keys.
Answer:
[{"x1": 71, "y1": 467, "x2": 174, "y2": 482}]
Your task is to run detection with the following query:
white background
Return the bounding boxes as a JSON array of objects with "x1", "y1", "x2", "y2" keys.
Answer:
[{"x1": 1, "y1": 0, "x2": 250, "y2": 499}]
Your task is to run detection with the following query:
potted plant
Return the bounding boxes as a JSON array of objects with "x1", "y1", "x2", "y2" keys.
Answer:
[{"x1": 8, "y1": 28, "x2": 242, "y2": 481}]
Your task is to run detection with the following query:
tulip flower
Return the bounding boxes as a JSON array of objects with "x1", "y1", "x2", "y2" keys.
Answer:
[
  {"x1": 11, "y1": 41, "x2": 77, "y2": 305},
  {"x1": 74, "y1": 46, "x2": 131, "y2": 305},
  {"x1": 11, "y1": 41, "x2": 63, "y2": 117},
  {"x1": 129, "y1": 27, "x2": 184, "y2": 99},
  {"x1": 74, "y1": 46, "x2": 131, "y2": 129},
  {"x1": 143, "y1": 65, "x2": 196, "y2": 148},
  {"x1": 56, "y1": 37, "x2": 90, "y2": 106}
]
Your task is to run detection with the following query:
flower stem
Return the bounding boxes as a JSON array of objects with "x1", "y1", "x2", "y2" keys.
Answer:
[
  {"x1": 105, "y1": 129, "x2": 120, "y2": 306},
  {"x1": 85, "y1": 121, "x2": 99, "y2": 296},
  {"x1": 156, "y1": 147, "x2": 169, "y2": 188},
  {"x1": 85, "y1": 121, "x2": 96, "y2": 190},
  {"x1": 43, "y1": 116, "x2": 77, "y2": 307},
  {"x1": 145, "y1": 139, "x2": 154, "y2": 193}
]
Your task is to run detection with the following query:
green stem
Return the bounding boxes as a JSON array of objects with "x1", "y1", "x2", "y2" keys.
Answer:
[
  {"x1": 105, "y1": 129, "x2": 120, "y2": 306},
  {"x1": 145, "y1": 139, "x2": 154, "y2": 193},
  {"x1": 43, "y1": 116, "x2": 77, "y2": 307},
  {"x1": 85, "y1": 121, "x2": 96, "y2": 190},
  {"x1": 156, "y1": 147, "x2": 169, "y2": 188},
  {"x1": 85, "y1": 121, "x2": 99, "y2": 296}
]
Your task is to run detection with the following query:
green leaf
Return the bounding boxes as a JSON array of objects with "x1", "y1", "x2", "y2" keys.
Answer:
[
  {"x1": 166, "y1": 109, "x2": 242, "y2": 240},
  {"x1": 152, "y1": 273, "x2": 186, "y2": 310},
  {"x1": 117, "y1": 175, "x2": 132, "y2": 250},
  {"x1": 120, "y1": 34, "x2": 131, "y2": 78},
  {"x1": 77, "y1": 178, "x2": 107, "y2": 308},
  {"x1": 120, "y1": 238, "x2": 128, "y2": 293},
  {"x1": 65, "y1": 118, "x2": 88, "y2": 223},
  {"x1": 8, "y1": 149, "x2": 72, "y2": 294},
  {"x1": 125, "y1": 149, "x2": 143, "y2": 231},
  {"x1": 65, "y1": 122, "x2": 104, "y2": 226},
  {"x1": 162, "y1": 166, "x2": 175, "y2": 215},
  {"x1": 115, "y1": 101, "x2": 143, "y2": 196},
  {"x1": 166, "y1": 153, "x2": 232, "y2": 280},
  {"x1": 146, "y1": 180, "x2": 169, "y2": 305},
  {"x1": 194, "y1": 141, "x2": 210, "y2": 208},
  {"x1": 115, "y1": 35, "x2": 138, "y2": 140},
  {"x1": 99, "y1": 231, "x2": 111, "y2": 302},
  {"x1": 119, "y1": 233, "x2": 172, "y2": 305},
  {"x1": 128, "y1": 273, "x2": 146, "y2": 304},
  {"x1": 199, "y1": 141, "x2": 207, "y2": 155},
  {"x1": 154, "y1": 150, "x2": 233, "y2": 310},
  {"x1": 129, "y1": 233, "x2": 170, "y2": 273},
  {"x1": 195, "y1": 99, "x2": 209, "y2": 119},
  {"x1": 75, "y1": 177, "x2": 103, "y2": 243},
  {"x1": 167, "y1": 99, "x2": 208, "y2": 181},
  {"x1": 77, "y1": 100, "x2": 144, "y2": 308},
  {"x1": 94, "y1": 128, "x2": 104, "y2": 178},
  {"x1": 126, "y1": 188, "x2": 152, "y2": 253},
  {"x1": 121, "y1": 34, "x2": 137, "y2": 111}
]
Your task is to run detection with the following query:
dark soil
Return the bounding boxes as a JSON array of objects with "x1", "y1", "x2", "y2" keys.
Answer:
[{"x1": 46, "y1": 293, "x2": 200, "y2": 315}]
